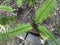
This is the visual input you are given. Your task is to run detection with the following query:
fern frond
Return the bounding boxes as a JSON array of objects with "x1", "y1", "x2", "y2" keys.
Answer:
[
  {"x1": 0, "y1": 16, "x2": 17, "y2": 25},
  {"x1": 38, "y1": 26, "x2": 59, "y2": 45},
  {"x1": 26, "y1": 0, "x2": 37, "y2": 6},
  {"x1": 0, "y1": 33, "x2": 2, "y2": 40},
  {"x1": 0, "y1": 24, "x2": 32, "y2": 40},
  {"x1": 2, "y1": 0, "x2": 8, "y2": 4},
  {"x1": 16, "y1": 0, "x2": 22, "y2": 7},
  {"x1": 55, "y1": 26, "x2": 60, "y2": 35},
  {"x1": 0, "y1": 17, "x2": 8, "y2": 25},
  {"x1": 34, "y1": 0, "x2": 57, "y2": 24},
  {"x1": 0, "y1": 5, "x2": 15, "y2": 12}
]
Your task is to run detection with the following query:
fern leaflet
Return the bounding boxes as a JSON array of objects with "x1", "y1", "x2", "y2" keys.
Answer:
[
  {"x1": 38, "y1": 26, "x2": 59, "y2": 45},
  {"x1": 16, "y1": 0, "x2": 22, "y2": 7},
  {"x1": 34, "y1": 0, "x2": 57, "y2": 24},
  {"x1": 0, "y1": 23, "x2": 32, "y2": 40},
  {"x1": 0, "y1": 5, "x2": 15, "y2": 12}
]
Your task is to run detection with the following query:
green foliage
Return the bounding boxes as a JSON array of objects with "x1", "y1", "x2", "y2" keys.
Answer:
[
  {"x1": 25, "y1": 0, "x2": 37, "y2": 6},
  {"x1": 0, "y1": 15, "x2": 17, "y2": 25},
  {"x1": 2, "y1": 0, "x2": 8, "y2": 4},
  {"x1": 8, "y1": 15, "x2": 17, "y2": 22},
  {"x1": 34, "y1": 0, "x2": 57, "y2": 24},
  {"x1": 0, "y1": 33, "x2": 3, "y2": 40},
  {"x1": 0, "y1": 5, "x2": 15, "y2": 12},
  {"x1": 0, "y1": 17, "x2": 8, "y2": 25},
  {"x1": 55, "y1": 26, "x2": 60, "y2": 35},
  {"x1": 38, "y1": 26, "x2": 59, "y2": 45},
  {"x1": 0, "y1": 0, "x2": 59, "y2": 45},
  {"x1": 0, "y1": 23, "x2": 32, "y2": 40},
  {"x1": 16, "y1": 0, "x2": 23, "y2": 7}
]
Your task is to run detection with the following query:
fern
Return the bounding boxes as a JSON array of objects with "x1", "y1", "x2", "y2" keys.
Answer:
[
  {"x1": 25, "y1": 0, "x2": 37, "y2": 6},
  {"x1": 55, "y1": 26, "x2": 60, "y2": 35},
  {"x1": 0, "y1": 0, "x2": 59, "y2": 45},
  {"x1": 0, "y1": 33, "x2": 2, "y2": 40},
  {"x1": 0, "y1": 17, "x2": 8, "y2": 25},
  {"x1": 34, "y1": 0, "x2": 57, "y2": 24},
  {"x1": 38, "y1": 26, "x2": 59, "y2": 45},
  {"x1": 0, "y1": 23, "x2": 32, "y2": 40},
  {"x1": 0, "y1": 16, "x2": 17, "y2": 25},
  {"x1": 2, "y1": 0, "x2": 8, "y2": 4},
  {"x1": 16, "y1": 0, "x2": 23, "y2": 7},
  {"x1": 0, "y1": 5, "x2": 15, "y2": 12}
]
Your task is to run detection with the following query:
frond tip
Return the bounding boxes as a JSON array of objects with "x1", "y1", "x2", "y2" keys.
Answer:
[
  {"x1": 16, "y1": 0, "x2": 22, "y2": 7},
  {"x1": 34, "y1": 0, "x2": 57, "y2": 24},
  {"x1": 25, "y1": 0, "x2": 37, "y2": 6},
  {"x1": 38, "y1": 26, "x2": 59, "y2": 45},
  {"x1": 0, "y1": 5, "x2": 15, "y2": 11}
]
